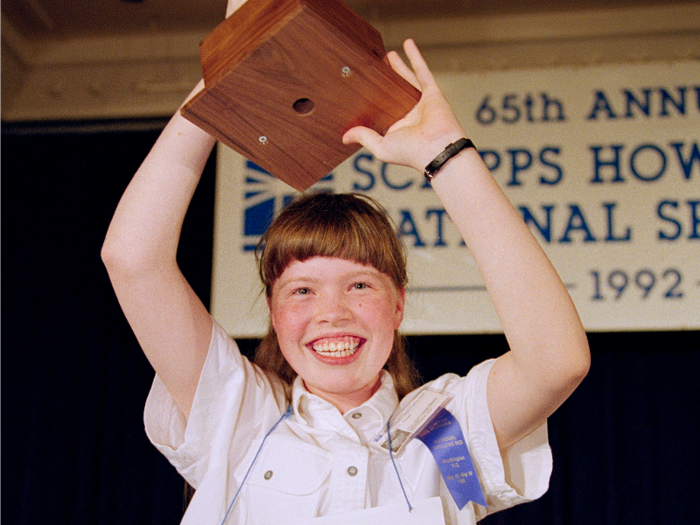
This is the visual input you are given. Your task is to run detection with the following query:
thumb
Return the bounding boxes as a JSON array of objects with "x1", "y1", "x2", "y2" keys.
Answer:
[{"x1": 342, "y1": 126, "x2": 383, "y2": 150}]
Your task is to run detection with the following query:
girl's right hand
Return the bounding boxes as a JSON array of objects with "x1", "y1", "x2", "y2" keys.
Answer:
[{"x1": 226, "y1": 0, "x2": 249, "y2": 17}]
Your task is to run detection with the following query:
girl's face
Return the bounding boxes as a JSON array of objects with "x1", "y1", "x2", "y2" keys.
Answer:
[{"x1": 268, "y1": 256, "x2": 405, "y2": 412}]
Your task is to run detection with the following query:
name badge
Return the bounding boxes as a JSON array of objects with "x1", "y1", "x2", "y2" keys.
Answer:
[
  {"x1": 372, "y1": 391, "x2": 488, "y2": 510},
  {"x1": 288, "y1": 497, "x2": 445, "y2": 525},
  {"x1": 372, "y1": 388, "x2": 452, "y2": 456}
]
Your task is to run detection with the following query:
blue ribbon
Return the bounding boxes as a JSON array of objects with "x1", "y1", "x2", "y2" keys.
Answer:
[{"x1": 415, "y1": 407, "x2": 487, "y2": 509}]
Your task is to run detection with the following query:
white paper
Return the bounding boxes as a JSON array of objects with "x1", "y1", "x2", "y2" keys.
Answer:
[{"x1": 288, "y1": 497, "x2": 445, "y2": 525}]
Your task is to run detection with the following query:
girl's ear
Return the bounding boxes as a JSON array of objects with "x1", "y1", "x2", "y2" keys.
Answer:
[
  {"x1": 394, "y1": 287, "x2": 406, "y2": 330},
  {"x1": 266, "y1": 294, "x2": 277, "y2": 331}
]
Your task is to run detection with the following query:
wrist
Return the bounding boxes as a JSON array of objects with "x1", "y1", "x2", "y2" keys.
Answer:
[
  {"x1": 414, "y1": 125, "x2": 466, "y2": 170},
  {"x1": 423, "y1": 138, "x2": 476, "y2": 183}
]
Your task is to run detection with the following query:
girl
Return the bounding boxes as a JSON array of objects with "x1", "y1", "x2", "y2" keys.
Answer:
[{"x1": 102, "y1": 5, "x2": 589, "y2": 522}]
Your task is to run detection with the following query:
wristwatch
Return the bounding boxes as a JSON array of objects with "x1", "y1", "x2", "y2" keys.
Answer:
[{"x1": 423, "y1": 138, "x2": 475, "y2": 182}]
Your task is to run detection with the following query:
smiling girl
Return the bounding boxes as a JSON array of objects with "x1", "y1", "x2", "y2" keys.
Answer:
[
  {"x1": 257, "y1": 192, "x2": 414, "y2": 413},
  {"x1": 102, "y1": 5, "x2": 589, "y2": 523}
]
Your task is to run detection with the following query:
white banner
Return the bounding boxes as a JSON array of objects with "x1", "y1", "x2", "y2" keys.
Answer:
[{"x1": 211, "y1": 60, "x2": 700, "y2": 336}]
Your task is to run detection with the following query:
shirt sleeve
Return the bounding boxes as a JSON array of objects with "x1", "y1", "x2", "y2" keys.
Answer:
[
  {"x1": 443, "y1": 360, "x2": 552, "y2": 520},
  {"x1": 143, "y1": 318, "x2": 287, "y2": 488}
]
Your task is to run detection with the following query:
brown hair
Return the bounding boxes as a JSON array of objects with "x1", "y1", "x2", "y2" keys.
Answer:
[{"x1": 253, "y1": 192, "x2": 420, "y2": 399}]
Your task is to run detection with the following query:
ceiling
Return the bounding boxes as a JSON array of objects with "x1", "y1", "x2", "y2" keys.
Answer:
[
  {"x1": 1, "y1": 0, "x2": 681, "y2": 42},
  {"x1": 2, "y1": 0, "x2": 697, "y2": 122}
]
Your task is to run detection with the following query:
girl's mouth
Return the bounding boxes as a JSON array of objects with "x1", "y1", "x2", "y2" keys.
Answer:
[{"x1": 311, "y1": 336, "x2": 362, "y2": 358}]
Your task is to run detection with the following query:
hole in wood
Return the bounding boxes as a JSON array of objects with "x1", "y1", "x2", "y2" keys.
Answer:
[{"x1": 293, "y1": 98, "x2": 315, "y2": 115}]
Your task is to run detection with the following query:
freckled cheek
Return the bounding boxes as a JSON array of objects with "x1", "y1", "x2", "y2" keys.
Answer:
[
  {"x1": 361, "y1": 301, "x2": 396, "y2": 326},
  {"x1": 271, "y1": 305, "x2": 311, "y2": 339}
]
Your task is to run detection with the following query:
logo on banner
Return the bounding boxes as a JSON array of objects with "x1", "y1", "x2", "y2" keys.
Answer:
[{"x1": 241, "y1": 161, "x2": 335, "y2": 251}]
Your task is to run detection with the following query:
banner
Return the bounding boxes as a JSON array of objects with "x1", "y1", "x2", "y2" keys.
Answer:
[{"x1": 211, "y1": 60, "x2": 699, "y2": 336}]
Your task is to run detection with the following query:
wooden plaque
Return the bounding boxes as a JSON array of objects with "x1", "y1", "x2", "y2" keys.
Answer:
[{"x1": 181, "y1": 0, "x2": 420, "y2": 191}]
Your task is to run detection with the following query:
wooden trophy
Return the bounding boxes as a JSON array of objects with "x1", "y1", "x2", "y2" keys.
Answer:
[{"x1": 181, "y1": 0, "x2": 421, "y2": 191}]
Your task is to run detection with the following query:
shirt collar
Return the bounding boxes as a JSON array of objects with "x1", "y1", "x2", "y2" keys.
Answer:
[{"x1": 291, "y1": 370, "x2": 399, "y2": 436}]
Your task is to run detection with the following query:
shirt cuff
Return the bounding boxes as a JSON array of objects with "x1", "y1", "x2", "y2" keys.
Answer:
[{"x1": 464, "y1": 360, "x2": 552, "y2": 519}]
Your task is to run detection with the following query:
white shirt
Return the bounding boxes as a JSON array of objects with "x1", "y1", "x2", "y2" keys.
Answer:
[{"x1": 145, "y1": 319, "x2": 552, "y2": 525}]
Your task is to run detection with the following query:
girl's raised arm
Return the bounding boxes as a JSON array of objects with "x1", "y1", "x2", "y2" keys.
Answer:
[
  {"x1": 102, "y1": 83, "x2": 216, "y2": 419},
  {"x1": 103, "y1": 0, "x2": 251, "y2": 420},
  {"x1": 344, "y1": 39, "x2": 590, "y2": 450}
]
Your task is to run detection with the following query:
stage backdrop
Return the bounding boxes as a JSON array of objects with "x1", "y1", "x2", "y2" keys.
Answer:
[{"x1": 211, "y1": 60, "x2": 699, "y2": 336}]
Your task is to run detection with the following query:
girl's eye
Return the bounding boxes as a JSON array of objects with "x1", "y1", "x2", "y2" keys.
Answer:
[
  {"x1": 353, "y1": 282, "x2": 368, "y2": 290},
  {"x1": 294, "y1": 287, "x2": 310, "y2": 295}
]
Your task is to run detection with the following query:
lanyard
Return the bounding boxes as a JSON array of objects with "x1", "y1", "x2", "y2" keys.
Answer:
[
  {"x1": 217, "y1": 405, "x2": 412, "y2": 524},
  {"x1": 386, "y1": 419, "x2": 414, "y2": 511},
  {"x1": 219, "y1": 403, "x2": 485, "y2": 524},
  {"x1": 220, "y1": 405, "x2": 293, "y2": 525}
]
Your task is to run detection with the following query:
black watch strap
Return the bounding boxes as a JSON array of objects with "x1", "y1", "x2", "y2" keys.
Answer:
[{"x1": 424, "y1": 138, "x2": 475, "y2": 182}]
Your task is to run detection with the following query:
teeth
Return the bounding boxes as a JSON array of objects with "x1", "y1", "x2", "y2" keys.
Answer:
[{"x1": 312, "y1": 338, "x2": 360, "y2": 357}]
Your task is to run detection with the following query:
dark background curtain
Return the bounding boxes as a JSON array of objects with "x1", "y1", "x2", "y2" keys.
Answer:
[{"x1": 2, "y1": 123, "x2": 698, "y2": 524}]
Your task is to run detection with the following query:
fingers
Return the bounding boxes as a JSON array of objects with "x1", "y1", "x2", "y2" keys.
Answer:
[
  {"x1": 226, "y1": 0, "x2": 249, "y2": 17},
  {"x1": 386, "y1": 39, "x2": 439, "y2": 96},
  {"x1": 402, "y1": 39, "x2": 438, "y2": 92},
  {"x1": 181, "y1": 79, "x2": 205, "y2": 108},
  {"x1": 387, "y1": 51, "x2": 420, "y2": 90}
]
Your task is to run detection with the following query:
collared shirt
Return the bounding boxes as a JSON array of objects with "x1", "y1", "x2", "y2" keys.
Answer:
[{"x1": 145, "y1": 319, "x2": 552, "y2": 525}]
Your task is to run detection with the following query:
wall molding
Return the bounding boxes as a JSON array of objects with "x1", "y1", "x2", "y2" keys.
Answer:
[{"x1": 3, "y1": 3, "x2": 699, "y2": 121}]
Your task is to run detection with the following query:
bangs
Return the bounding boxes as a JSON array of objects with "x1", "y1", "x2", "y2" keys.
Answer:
[{"x1": 257, "y1": 193, "x2": 406, "y2": 294}]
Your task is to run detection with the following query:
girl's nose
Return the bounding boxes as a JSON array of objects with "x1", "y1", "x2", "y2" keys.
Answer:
[{"x1": 316, "y1": 294, "x2": 352, "y2": 324}]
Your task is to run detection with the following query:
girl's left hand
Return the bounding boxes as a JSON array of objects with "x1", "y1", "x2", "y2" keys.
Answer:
[{"x1": 342, "y1": 39, "x2": 466, "y2": 173}]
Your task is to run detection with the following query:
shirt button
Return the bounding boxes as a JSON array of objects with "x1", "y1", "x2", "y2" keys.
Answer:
[
  {"x1": 264, "y1": 470, "x2": 273, "y2": 480},
  {"x1": 347, "y1": 466, "x2": 358, "y2": 477},
  {"x1": 351, "y1": 412, "x2": 362, "y2": 419}
]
